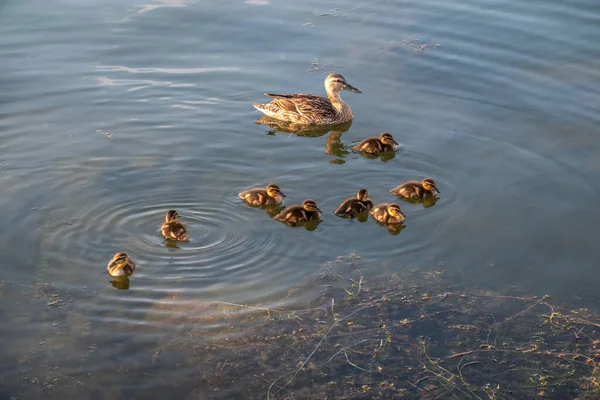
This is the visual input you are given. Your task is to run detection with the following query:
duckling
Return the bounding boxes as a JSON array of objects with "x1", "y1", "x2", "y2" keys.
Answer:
[
  {"x1": 274, "y1": 199, "x2": 322, "y2": 225},
  {"x1": 370, "y1": 203, "x2": 406, "y2": 224},
  {"x1": 238, "y1": 183, "x2": 286, "y2": 206},
  {"x1": 390, "y1": 178, "x2": 440, "y2": 199},
  {"x1": 253, "y1": 73, "x2": 362, "y2": 125},
  {"x1": 160, "y1": 209, "x2": 190, "y2": 241},
  {"x1": 334, "y1": 189, "x2": 374, "y2": 217},
  {"x1": 352, "y1": 132, "x2": 399, "y2": 155},
  {"x1": 106, "y1": 252, "x2": 136, "y2": 277}
]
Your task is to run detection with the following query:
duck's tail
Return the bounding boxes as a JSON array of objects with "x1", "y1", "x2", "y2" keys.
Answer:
[{"x1": 253, "y1": 103, "x2": 277, "y2": 117}]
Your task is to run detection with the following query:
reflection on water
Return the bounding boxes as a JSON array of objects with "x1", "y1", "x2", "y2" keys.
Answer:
[
  {"x1": 372, "y1": 221, "x2": 406, "y2": 236},
  {"x1": 354, "y1": 148, "x2": 397, "y2": 162},
  {"x1": 274, "y1": 217, "x2": 323, "y2": 231},
  {"x1": 257, "y1": 116, "x2": 353, "y2": 163},
  {"x1": 110, "y1": 277, "x2": 131, "y2": 290},
  {"x1": 398, "y1": 196, "x2": 440, "y2": 209}
]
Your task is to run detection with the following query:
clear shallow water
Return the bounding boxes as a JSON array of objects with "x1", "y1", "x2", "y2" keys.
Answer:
[{"x1": 1, "y1": 0, "x2": 600, "y2": 396}]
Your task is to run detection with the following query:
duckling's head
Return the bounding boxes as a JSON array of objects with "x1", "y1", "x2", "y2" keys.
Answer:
[
  {"x1": 107, "y1": 252, "x2": 134, "y2": 272},
  {"x1": 357, "y1": 188, "x2": 369, "y2": 201},
  {"x1": 267, "y1": 184, "x2": 286, "y2": 198},
  {"x1": 303, "y1": 199, "x2": 323, "y2": 213},
  {"x1": 388, "y1": 203, "x2": 406, "y2": 219},
  {"x1": 379, "y1": 132, "x2": 399, "y2": 146},
  {"x1": 325, "y1": 73, "x2": 362, "y2": 94},
  {"x1": 422, "y1": 178, "x2": 440, "y2": 193},
  {"x1": 165, "y1": 209, "x2": 180, "y2": 223}
]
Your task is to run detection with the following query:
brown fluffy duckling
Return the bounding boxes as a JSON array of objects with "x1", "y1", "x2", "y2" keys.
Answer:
[
  {"x1": 352, "y1": 132, "x2": 398, "y2": 155},
  {"x1": 106, "y1": 252, "x2": 136, "y2": 277},
  {"x1": 390, "y1": 178, "x2": 440, "y2": 199},
  {"x1": 274, "y1": 199, "x2": 322, "y2": 225},
  {"x1": 238, "y1": 183, "x2": 286, "y2": 206},
  {"x1": 160, "y1": 209, "x2": 190, "y2": 241},
  {"x1": 333, "y1": 188, "x2": 374, "y2": 217},
  {"x1": 370, "y1": 203, "x2": 406, "y2": 224}
]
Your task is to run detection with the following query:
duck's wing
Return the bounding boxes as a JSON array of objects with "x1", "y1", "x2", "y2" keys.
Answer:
[
  {"x1": 265, "y1": 93, "x2": 336, "y2": 118},
  {"x1": 334, "y1": 198, "x2": 354, "y2": 215},
  {"x1": 353, "y1": 138, "x2": 380, "y2": 152}
]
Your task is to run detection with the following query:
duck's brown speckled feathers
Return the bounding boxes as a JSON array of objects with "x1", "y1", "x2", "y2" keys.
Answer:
[
  {"x1": 352, "y1": 132, "x2": 398, "y2": 155},
  {"x1": 161, "y1": 210, "x2": 190, "y2": 241},
  {"x1": 334, "y1": 189, "x2": 373, "y2": 217},
  {"x1": 370, "y1": 203, "x2": 406, "y2": 224},
  {"x1": 238, "y1": 184, "x2": 286, "y2": 206},
  {"x1": 253, "y1": 73, "x2": 361, "y2": 125},
  {"x1": 390, "y1": 178, "x2": 440, "y2": 199},
  {"x1": 106, "y1": 252, "x2": 136, "y2": 278},
  {"x1": 274, "y1": 199, "x2": 322, "y2": 225}
]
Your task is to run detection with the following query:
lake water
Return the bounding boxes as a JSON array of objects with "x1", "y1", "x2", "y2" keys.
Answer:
[{"x1": 1, "y1": 0, "x2": 600, "y2": 397}]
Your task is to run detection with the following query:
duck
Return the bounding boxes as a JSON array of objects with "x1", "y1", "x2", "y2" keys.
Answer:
[
  {"x1": 106, "y1": 252, "x2": 136, "y2": 277},
  {"x1": 274, "y1": 199, "x2": 322, "y2": 225},
  {"x1": 352, "y1": 132, "x2": 398, "y2": 155},
  {"x1": 370, "y1": 203, "x2": 406, "y2": 224},
  {"x1": 333, "y1": 189, "x2": 374, "y2": 217},
  {"x1": 253, "y1": 73, "x2": 361, "y2": 125},
  {"x1": 390, "y1": 178, "x2": 440, "y2": 199},
  {"x1": 238, "y1": 183, "x2": 286, "y2": 206},
  {"x1": 160, "y1": 209, "x2": 190, "y2": 241}
]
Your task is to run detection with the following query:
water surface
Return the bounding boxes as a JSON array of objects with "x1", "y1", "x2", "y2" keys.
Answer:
[{"x1": 1, "y1": 0, "x2": 600, "y2": 397}]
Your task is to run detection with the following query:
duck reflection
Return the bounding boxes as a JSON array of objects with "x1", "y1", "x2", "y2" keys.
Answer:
[
  {"x1": 399, "y1": 196, "x2": 440, "y2": 209},
  {"x1": 256, "y1": 117, "x2": 352, "y2": 163},
  {"x1": 385, "y1": 223, "x2": 405, "y2": 236},
  {"x1": 357, "y1": 150, "x2": 396, "y2": 162},
  {"x1": 110, "y1": 277, "x2": 131, "y2": 290}
]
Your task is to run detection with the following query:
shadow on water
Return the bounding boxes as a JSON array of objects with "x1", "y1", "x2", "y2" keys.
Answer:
[{"x1": 256, "y1": 117, "x2": 353, "y2": 164}]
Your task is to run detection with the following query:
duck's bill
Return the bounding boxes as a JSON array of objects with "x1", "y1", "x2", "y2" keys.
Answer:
[
  {"x1": 280, "y1": 192, "x2": 287, "y2": 198},
  {"x1": 316, "y1": 207, "x2": 324, "y2": 213},
  {"x1": 393, "y1": 140, "x2": 399, "y2": 145},
  {"x1": 346, "y1": 84, "x2": 362, "y2": 93},
  {"x1": 434, "y1": 187, "x2": 441, "y2": 194},
  {"x1": 103, "y1": 269, "x2": 109, "y2": 275},
  {"x1": 400, "y1": 212, "x2": 407, "y2": 218}
]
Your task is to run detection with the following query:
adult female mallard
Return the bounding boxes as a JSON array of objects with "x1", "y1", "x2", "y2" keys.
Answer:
[
  {"x1": 160, "y1": 210, "x2": 190, "y2": 241},
  {"x1": 274, "y1": 199, "x2": 322, "y2": 225},
  {"x1": 352, "y1": 132, "x2": 398, "y2": 155},
  {"x1": 370, "y1": 203, "x2": 406, "y2": 224},
  {"x1": 253, "y1": 73, "x2": 361, "y2": 125},
  {"x1": 390, "y1": 178, "x2": 440, "y2": 199},
  {"x1": 106, "y1": 252, "x2": 136, "y2": 277},
  {"x1": 333, "y1": 189, "x2": 374, "y2": 218},
  {"x1": 238, "y1": 183, "x2": 286, "y2": 206}
]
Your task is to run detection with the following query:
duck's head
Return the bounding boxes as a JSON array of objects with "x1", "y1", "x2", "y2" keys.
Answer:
[
  {"x1": 165, "y1": 209, "x2": 180, "y2": 223},
  {"x1": 357, "y1": 188, "x2": 369, "y2": 201},
  {"x1": 107, "y1": 252, "x2": 134, "y2": 272},
  {"x1": 303, "y1": 199, "x2": 323, "y2": 213},
  {"x1": 325, "y1": 73, "x2": 362, "y2": 94},
  {"x1": 380, "y1": 132, "x2": 399, "y2": 146},
  {"x1": 267, "y1": 184, "x2": 286, "y2": 198},
  {"x1": 422, "y1": 178, "x2": 440, "y2": 193},
  {"x1": 388, "y1": 203, "x2": 406, "y2": 219}
]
